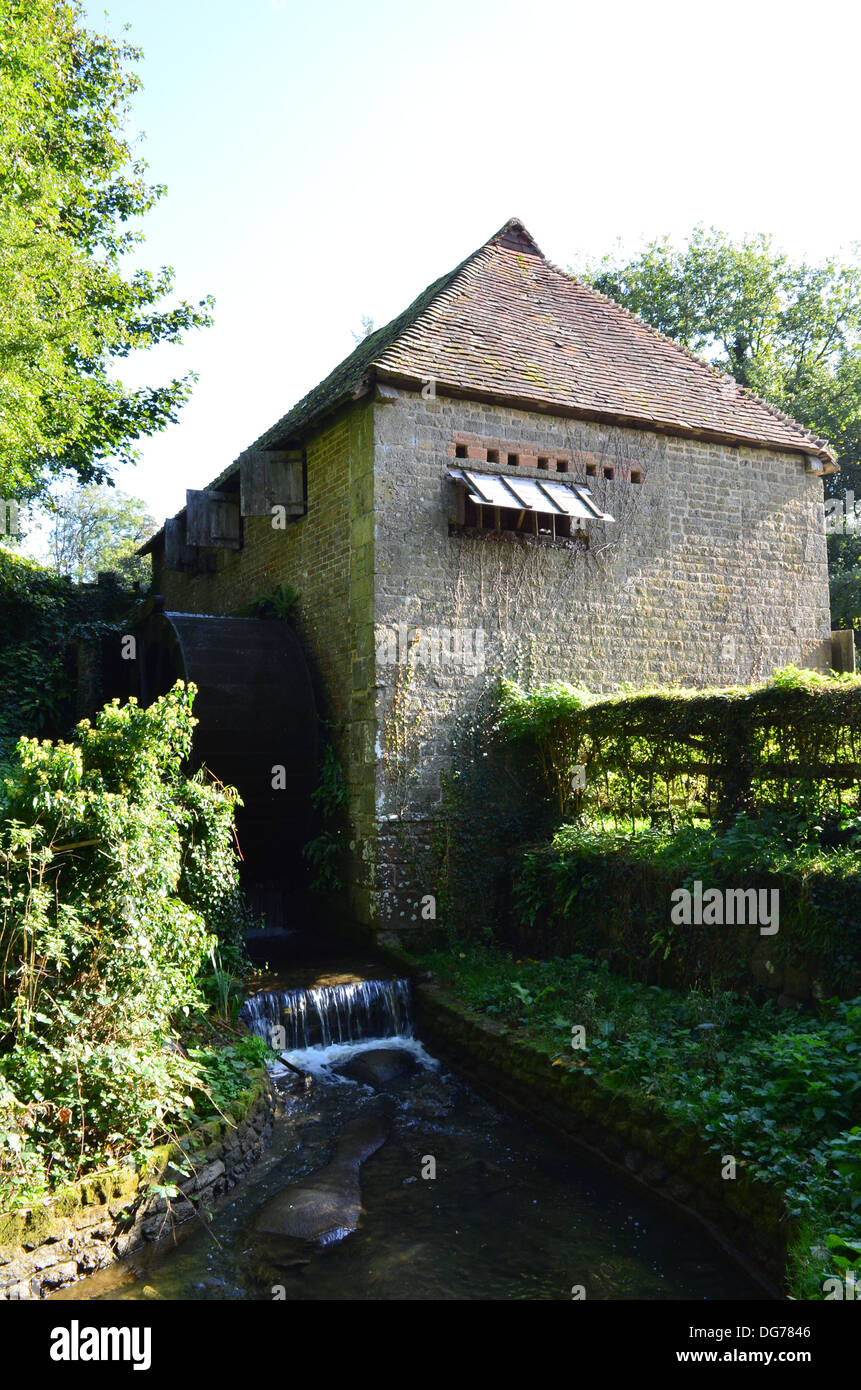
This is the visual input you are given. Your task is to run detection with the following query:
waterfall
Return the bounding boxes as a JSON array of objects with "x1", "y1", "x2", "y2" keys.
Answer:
[{"x1": 240, "y1": 978, "x2": 413, "y2": 1050}]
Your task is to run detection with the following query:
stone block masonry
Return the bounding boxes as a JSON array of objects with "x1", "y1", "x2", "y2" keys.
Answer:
[
  {"x1": 374, "y1": 622, "x2": 485, "y2": 673},
  {"x1": 147, "y1": 380, "x2": 831, "y2": 936},
  {"x1": 371, "y1": 389, "x2": 831, "y2": 925},
  {"x1": 0, "y1": 1074, "x2": 275, "y2": 1299}
]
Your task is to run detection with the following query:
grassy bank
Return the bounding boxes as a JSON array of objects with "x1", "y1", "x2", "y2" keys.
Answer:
[{"x1": 510, "y1": 815, "x2": 861, "y2": 997}]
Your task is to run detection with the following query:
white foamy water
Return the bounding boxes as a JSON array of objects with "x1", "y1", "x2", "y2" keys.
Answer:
[
  {"x1": 241, "y1": 978, "x2": 412, "y2": 1050},
  {"x1": 268, "y1": 1034, "x2": 439, "y2": 1083}
]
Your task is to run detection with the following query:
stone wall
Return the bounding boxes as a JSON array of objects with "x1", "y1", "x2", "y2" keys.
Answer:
[
  {"x1": 0, "y1": 1073, "x2": 275, "y2": 1300},
  {"x1": 148, "y1": 385, "x2": 832, "y2": 932},
  {"x1": 369, "y1": 389, "x2": 832, "y2": 924}
]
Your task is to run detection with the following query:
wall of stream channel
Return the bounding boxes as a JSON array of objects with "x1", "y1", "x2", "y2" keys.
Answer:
[
  {"x1": 51, "y1": 969, "x2": 765, "y2": 1300},
  {"x1": 0, "y1": 1073, "x2": 275, "y2": 1299},
  {"x1": 21, "y1": 970, "x2": 782, "y2": 1300}
]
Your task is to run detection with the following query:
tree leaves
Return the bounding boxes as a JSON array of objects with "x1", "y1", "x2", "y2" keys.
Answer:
[
  {"x1": 0, "y1": 0, "x2": 213, "y2": 499},
  {"x1": 44, "y1": 484, "x2": 155, "y2": 584},
  {"x1": 582, "y1": 227, "x2": 861, "y2": 460}
]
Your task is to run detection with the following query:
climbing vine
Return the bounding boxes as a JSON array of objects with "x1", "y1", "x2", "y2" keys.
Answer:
[
  {"x1": 380, "y1": 627, "x2": 427, "y2": 817},
  {"x1": 302, "y1": 734, "x2": 349, "y2": 892},
  {"x1": 495, "y1": 665, "x2": 861, "y2": 828}
]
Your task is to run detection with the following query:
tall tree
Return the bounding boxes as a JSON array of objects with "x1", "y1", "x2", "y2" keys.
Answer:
[
  {"x1": 0, "y1": 0, "x2": 212, "y2": 501},
  {"x1": 580, "y1": 228, "x2": 861, "y2": 639},
  {"x1": 46, "y1": 484, "x2": 154, "y2": 585}
]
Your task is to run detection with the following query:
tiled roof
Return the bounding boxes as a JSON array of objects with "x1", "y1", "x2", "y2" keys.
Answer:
[
  {"x1": 248, "y1": 261, "x2": 470, "y2": 455},
  {"x1": 248, "y1": 217, "x2": 835, "y2": 467}
]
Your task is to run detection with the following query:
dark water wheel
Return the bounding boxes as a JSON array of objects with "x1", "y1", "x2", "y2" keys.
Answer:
[{"x1": 138, "y1": 611, "x2": 318, "y2": 922}]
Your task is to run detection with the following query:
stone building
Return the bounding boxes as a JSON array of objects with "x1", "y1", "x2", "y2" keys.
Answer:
[{"x1": 141, "y1": 218, "x2": 838, "y2": 931}]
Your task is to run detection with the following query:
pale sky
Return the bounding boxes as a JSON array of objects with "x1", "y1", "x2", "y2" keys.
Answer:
[{"x1": 60, "y1": 0, "x2": 861, "y2": 534}]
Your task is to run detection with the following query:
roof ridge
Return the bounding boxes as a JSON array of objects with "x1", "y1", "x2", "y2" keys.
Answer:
[{"x1": 541, "y1": 255, "x2": 833, "y2": 460}]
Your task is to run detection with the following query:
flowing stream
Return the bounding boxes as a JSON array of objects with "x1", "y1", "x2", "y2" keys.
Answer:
[{"x1": 58, "y1": 974, "x2": 764, "y2": 1302}]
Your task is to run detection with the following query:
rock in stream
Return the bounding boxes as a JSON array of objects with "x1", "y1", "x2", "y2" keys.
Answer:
[{"x1": 252, "y1": 1111, "x2": 389, "y2": 1253}]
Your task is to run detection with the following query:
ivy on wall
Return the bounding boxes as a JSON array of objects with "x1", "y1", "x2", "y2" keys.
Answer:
[{"x1": 302, "y1": 735, "x2": 349, "y2": 892}]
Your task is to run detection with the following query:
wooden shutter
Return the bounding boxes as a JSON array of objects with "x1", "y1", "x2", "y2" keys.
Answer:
[
  {"x1": 239, "y1": 448, "x2": 305, "y2": 518},
  {"x1": 165, "y1": 516, "x2": 199, "y2": 572},
  {"x1": 186, "y1": 489, "x2": 241, "y2": 549}
]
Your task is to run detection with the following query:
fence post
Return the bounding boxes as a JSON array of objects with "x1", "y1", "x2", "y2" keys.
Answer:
[{"x1": 715, "y1": 701, "x2": 754, "y2": 824}]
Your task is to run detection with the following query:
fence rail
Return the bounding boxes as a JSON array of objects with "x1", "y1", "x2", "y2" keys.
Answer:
[{"x1": 496, "y1": 672, "x2": 861, "y2": 823}]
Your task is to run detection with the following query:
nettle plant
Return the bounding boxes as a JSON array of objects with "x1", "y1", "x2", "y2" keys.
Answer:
[
  {"x1": 0, "y1": 682, "x2": 241, "y2": 1199},
  {"x1": 303, "y1": 737, "x2": 349, "y2": 892}
]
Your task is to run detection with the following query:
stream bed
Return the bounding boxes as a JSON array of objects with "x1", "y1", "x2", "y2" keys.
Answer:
[{"x1": 57, "y1": 976, "x2": 765, "y2": 1302}]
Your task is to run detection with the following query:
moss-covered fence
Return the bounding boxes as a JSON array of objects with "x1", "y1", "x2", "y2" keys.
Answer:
[{"x1": 495, "y1": 668, "x2": 861, "y2": 825}]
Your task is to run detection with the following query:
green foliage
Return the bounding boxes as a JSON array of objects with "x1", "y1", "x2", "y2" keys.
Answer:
[
  {"x1": 0, "y1": 0, "x2": 213, "y2": 500},
  {"x1": 183, "y1": 1036, "x2": 271, "y2": 1126},
  {"x1": 494, "y1": 676, "x2": 595, "y2": 739},
  {"x1": 423, "y1": 942, "x2": 861, "y2": 1298},
  {"x1": 509, "y1": 978, "x2": 557, "y2": 1021},
  {"x1": 512, "y1": 813, "x2": 861, "y2": 997},
  {"x1": 199, "y1": 947, "x2": 244, "y2": 1028},
  {"x1": 0, "y1": 544, "x2": 134, "y2": 760},
  {"x1": 244, "y1": 583, "x2": 300, "y2": 622},
  {"x1": 581, "y1": 227, "x2": 861, "y2": 464},
  {"x1": 310, "y1": 741, "x2": 349, "y2": 819},
  {"x1": 496, "y1": 667, "x2": 861, "y2": 829},
  {"x1": 494, "y1": 676, "x2": 594, "y2": 814},
  {"x1": 828, "y1": 532, "x2": 861, "y2": 649},
  {"x1": 828, "y1": 1129, "x2": 861, "y2": 1216},
  {"x1": 302, "y1": 829, "x2": 343, "y2": 894},
  {"x1": 432, "y1": 677, "x2": 554, "y2": 941},
  {"x1": 0, "y1": 682, "x2": 245, "y2": 1203},
  {"x1": 303, "y1": 734, "x2": 348, "y2": 892}
]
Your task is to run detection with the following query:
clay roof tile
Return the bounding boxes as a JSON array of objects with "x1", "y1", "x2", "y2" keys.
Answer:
[{"x1": 242, "y1": 217, "x2": 838, "y2": 472}]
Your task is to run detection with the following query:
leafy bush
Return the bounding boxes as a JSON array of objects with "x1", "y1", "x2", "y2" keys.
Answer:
[
  {"x1": 495, "y1": 667, "x2": 861, "y2": 827},
  {"x1": 183, "y1": 1035, "x2": 272, "y2": 1125},
  {"x1": 494, "y1": 677, "x2": 594, "y2": 813},
  {"x1": 0, "y1": 682, "x2": 245, "y2": 1204},
  {"x1": 511, "y1": 815, "x2": 861, "y2": 996}
]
